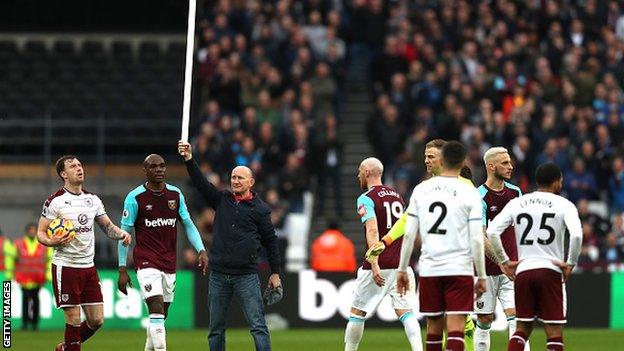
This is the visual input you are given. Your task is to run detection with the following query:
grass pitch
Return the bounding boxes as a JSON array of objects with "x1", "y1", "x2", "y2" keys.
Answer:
[{"x1": 13, "y1": 328, "x2": 623, "y2": 350}]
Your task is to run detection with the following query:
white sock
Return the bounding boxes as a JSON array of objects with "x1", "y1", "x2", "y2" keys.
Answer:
[
  {"x1": 474, "y1": 320, "x2": 491, "y2": 351},
  {"x1": 507, "y1": 316, "x2": 530, "y2": 351},
  {"x1": 145, "y1": 324, "x2": 154, "y2": 351},
  {"x1": 344, "y1": 314, "x2": 365, "y2": 351},
  {"x1": 399, "y1": 312, "x2": 423, "y2": 351},
  {"x1": 149, "y1": 313, "x2": 166, "y2": 351}
]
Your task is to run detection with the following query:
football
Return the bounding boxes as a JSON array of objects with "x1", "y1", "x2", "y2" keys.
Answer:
[{"x1": 47, "y1": 218, "x2": 76, "y2": 240}]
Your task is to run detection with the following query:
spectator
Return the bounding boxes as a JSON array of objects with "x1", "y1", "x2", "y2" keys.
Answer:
[
  {"x1": 310, "y1": 220, "x2": 356, "y2": 273},
  {"x1": 265, "y1": 189, "x2": 289, "y2": 271},
  {"x1": 564, "y1": 158, "x2": 597, "y2": 204},
  {"x1": 310, "y1": 63, "x2": 337, "y2": 123},
  {"x1": 279, "y1": 153, "x2": 309, "y2": 213},
  {"x1": 609, "y1": 157, "x2": 624, "y2": 214},
  {"x1": 601, "y1": 233, "x2": 624, "y2": 263},
  {"x1": 578, "y1": 199, "x2": 611, "y2": 238},
  {"x1": 313, "y1": 114, "x2": 344, "y2": 217}
]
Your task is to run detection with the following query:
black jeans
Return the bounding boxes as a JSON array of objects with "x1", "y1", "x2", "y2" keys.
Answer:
[{"x1": 21, "y1": 287, "x2": 41, "y2": 330}]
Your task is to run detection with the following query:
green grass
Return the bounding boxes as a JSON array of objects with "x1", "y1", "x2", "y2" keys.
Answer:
[{"x1": 12, "y1": 328, "x2": 624, "y2": 350}]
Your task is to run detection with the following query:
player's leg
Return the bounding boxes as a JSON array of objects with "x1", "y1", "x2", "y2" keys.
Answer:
[
  {"x1": 508, "y1": 271, "x2": 536, "y2": 351},
  {"x1": 396, "y1": 309, "x2": 423, "y2": 351},
  {"x1": 345, "y1": 307, "x2": 366, "y2": 351},
  {"x1": 444, "y1": 276, "x2": 475, "y2": 351},
  {"x1": 391, "y1": 268, "x2": 422, "y2": 351},
  {"x1": 78, "y1": 266, "x2": 105, "y2": 345},
  {"x1": 208, "y1": 271, "x2": 233, "y2": 351},
  {"x1": 81, "y1": 304, "x2": 104, "y2": 341},
  {"x1": 425, "y1": 315, "x2": 444, "y2": 351},
  {"x1": 537, "y1": 269, "x2": 566, "y2": 351},
  {"x1": 544, "y1": 324, "x2": 564, "y2": 351},
  {"x1": 446, "y1": 314, "x2": 467, "y2": 351},
  {"x1": 232, "y1": 273, "x2": 271, "y2": 351},
  {"x1": 474, "y1": 314, "x2": 493, "y2": 351},
  {"x1": 145, "y1": 296, "x2": 167, "y2": 350},
  {"x1": 474, "y1": 275, "x2": 497, "y2": 351},
  {"x1": 419, "y1": 276, "x2": 445, "y2": 351},
  {"x1": 62, "y1": 307, "x2": 82, "y2": 351},
  {"x1": 138, "y1": 269, "x2": 168, "y2": 351},
  {"x1": 51, "y1": 264, "x2": 84, "y2": 351},
  {"x1": 498, "y1": 275, "x2": 530, "y2": 350},
  {"x1": 345, "y1": 267, "x2": 385, "y2": 351},
  {"x1": 508, "y1": 321, "x2": 533, "y2": 351}
]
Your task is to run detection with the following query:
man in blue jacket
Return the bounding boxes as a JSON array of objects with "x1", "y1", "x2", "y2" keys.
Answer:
[{"x1": 178, "y1": 141, "x2": 281, "y2": 351}]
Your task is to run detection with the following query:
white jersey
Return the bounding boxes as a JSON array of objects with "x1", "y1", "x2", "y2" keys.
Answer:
[
  {"x1": 42, "y1": 187, "x2": 106, "y2": 268},
  {"x1": 486, "y1": 191, "x2": 582, "y2": 275},
  {"x1": 406, "y1": 176, "x2": 483, "y2": 277}
]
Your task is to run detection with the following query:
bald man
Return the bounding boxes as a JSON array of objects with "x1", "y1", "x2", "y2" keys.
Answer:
[
  {"x1": 117, "y1": 154, "x2": 207, "y2": 351},
  {"x1": 178, "y1": 141, "x2": 281, "y2": 351},
  {"x1": 344, "y1": 157, "x2": 422, "y2": 351}
]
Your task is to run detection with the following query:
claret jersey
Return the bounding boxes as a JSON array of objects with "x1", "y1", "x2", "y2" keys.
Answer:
[
  {"x1": 357, "y1": 185, "x2": 405, "y2": 269},
  {"x1": 121, "y1": 183, "x2": 192, "y2": 273}
]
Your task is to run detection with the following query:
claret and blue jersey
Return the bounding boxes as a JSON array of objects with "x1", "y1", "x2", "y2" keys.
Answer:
[{"x1": 120, "y1": 183, "x2": 203, "y2": 274}]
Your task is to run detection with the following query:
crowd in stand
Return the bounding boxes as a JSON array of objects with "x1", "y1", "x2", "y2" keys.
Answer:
[
  {"x1": 180, "y1": 0, "x2": 624, "y2": 267},
  {"x1": 184, "y1": 0, "x2": 350, "y2": 265},
  {"x1": 357, "y1": 0, "x2": 624, "y2": 267}
]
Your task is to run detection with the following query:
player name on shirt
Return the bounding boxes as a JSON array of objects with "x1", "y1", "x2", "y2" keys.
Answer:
[{"x1": 518, "y1": 197, "x2": 553, "y2": 208}]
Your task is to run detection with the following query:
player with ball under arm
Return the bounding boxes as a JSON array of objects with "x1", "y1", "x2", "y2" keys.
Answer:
[{"x1": 37, "y1": 155, "x2": 132, "y2": 351}]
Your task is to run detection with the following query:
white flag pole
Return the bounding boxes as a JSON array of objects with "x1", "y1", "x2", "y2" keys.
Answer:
[{"x1": 181, "y1": 0, "x2": 196, "y2": 143}]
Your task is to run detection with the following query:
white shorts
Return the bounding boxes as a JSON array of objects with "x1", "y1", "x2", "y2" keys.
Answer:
[
  {"x1": 351, "y1": 267, "x2": 416, "y2": 314},
  {"x1": 474, "y1": 274, "x2": 515, "y2": 314},
  {"x1": 136, "y1": 268, "x2": 176, "y2": 303}
]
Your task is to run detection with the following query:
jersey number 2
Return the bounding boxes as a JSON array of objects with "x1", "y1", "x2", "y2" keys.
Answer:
[
  {"x1": 516, "y1": 213, "x2": 556, "y2": 245},
  {"x1": 428, "y1": 202, "x2": 447, "y2": 234}
]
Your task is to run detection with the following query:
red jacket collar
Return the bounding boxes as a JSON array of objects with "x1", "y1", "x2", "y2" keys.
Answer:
[{"x1": 232, "y1": 192, "x2": 254, "y2": 202}]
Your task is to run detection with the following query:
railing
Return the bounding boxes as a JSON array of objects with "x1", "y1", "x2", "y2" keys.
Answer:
[{"x1": 0, "y1": 114, "x2": 182, "y2": 163}]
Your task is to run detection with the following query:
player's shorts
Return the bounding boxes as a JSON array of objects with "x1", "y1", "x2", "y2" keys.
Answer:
[
  {"x1": 351, "y1": 267, "x2": 416, "y2": 314},
  {"x1": 515, "y1": 268, "x2": 566, "y2": 323},
  {"x1": 51, "y1": 264, "x2": 103, "y2": 308},
  {"x1": 419, "y1": 275, "x2": 473, "y2": 316},
  {"x1": 137, "y1": 268, "x2": 176, "y2": 303},
  {"x1": 474, "y1": 274, "x2": 515, "y2": 314}
]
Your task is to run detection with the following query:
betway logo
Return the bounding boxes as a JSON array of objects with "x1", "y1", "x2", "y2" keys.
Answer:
[
  {"x1": 75, "y1": 226, "x2": 92, "y2": 233},
  {"x1": 144, "y1": 218, "x2": 177, "y2": 228}
]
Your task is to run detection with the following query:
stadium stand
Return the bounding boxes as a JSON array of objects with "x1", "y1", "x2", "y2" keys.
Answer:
[{"x1": 1, "y1": 0, "x2": 624, "y2": 270}]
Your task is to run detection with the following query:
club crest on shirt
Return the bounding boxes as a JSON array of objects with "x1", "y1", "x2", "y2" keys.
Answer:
[
  {"x1": 357, "y1": 204, "x2": 367, "y2": 217},
  {"x1": 168, "y1": 200, "x2": 177, "y2": 210},
  {"x1": 490, "y1": 205, "x2": 498, "y2": 212},
  {"x1": 78, "y1": 213, "x2": 88, "y2": 225},
  {"x1": 145, "y1": 284, "x2": 152, "y2": 292},
  {"x1": 85, "y1": 198, "x2": 93, "y2": 207},
  {"x1": 476, "y1": 300, "x2": 484, "y2": 309},
  {"x1": 61, "y1": 294, "x2": 69, "y2": 302},
  {"x1": 146, "y1": 204, "x2": 153, "y2": 211}
]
